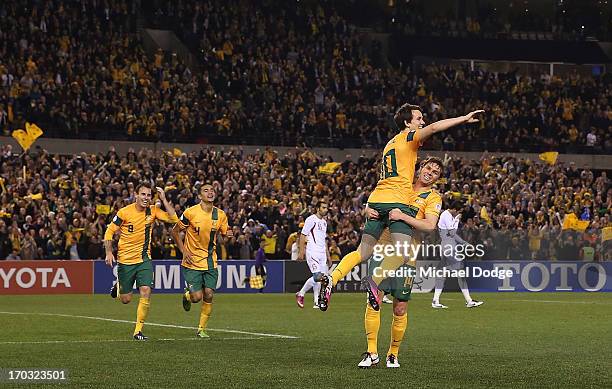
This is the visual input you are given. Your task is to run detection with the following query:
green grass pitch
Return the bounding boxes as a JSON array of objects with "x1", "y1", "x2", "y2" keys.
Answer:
[{"x1": 0, "y1": 293, "x2": 610, "y2": 388}]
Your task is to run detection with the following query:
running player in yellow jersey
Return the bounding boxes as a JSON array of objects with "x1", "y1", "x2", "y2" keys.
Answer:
[
  {"x1": 104, "y1": 182, "x2": 178, "y2": 340},
  {"x1": 358, "y1": 156, "x2": 443, "y2": 369},
  {"x1": 171, "y1": 184, "x2": 232, "y2": 338},
  {"x1": 319, "y1": 103, "x2": 483, "y2": 311}
]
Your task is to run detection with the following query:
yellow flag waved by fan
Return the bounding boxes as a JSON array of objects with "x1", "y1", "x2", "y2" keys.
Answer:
[
  {"x1": 25, "y1": 193, "x2": 43, "y2": 200},
  {"x1": 562, "y1": 213, "x2": 589, "y2": 232},
  {"x1": 26, "y1": 122, "x2": 43, "y2": 140},
  {"x1": 538, "y1": 151, "x2": 559, "y2": 165},
  {"x1": 480, "y1": 206, "x2": 492, "y2": 225},
  {"x1": 318, "y1": 162, "x2": 341, "y2": 174},
  {"x1": 12, "y1": 122, "x2": 44, "y2": 151},
  {"x1": 96, "y1": 204, "x2": 111, "y2": 215}
]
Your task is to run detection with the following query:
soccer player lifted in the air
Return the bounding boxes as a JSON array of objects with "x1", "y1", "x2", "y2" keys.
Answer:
[
  {"x1": 171, "y1": 184, "x2": 232, "y2": 339},
  {"x1": 358, "y1": 156, "x2": 443, "y2": 369},
  {"x1": 104, "y1": 183, "x2": 178, "y2": 341},
  {"x1": 318, "y1": 104, "x2": 483, "y2": 311}
]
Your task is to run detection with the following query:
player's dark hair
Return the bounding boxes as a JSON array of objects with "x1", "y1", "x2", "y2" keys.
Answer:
[
  {"x1": 200, "y1": 183, "x2": 214, "y2": 193},
  {"x1": 420, "y1": 156, "x2": 444, "y2": 172},
  {"x1": 448, "y1": 200, "x2": 464, "y2": 210},
  {"x1": 393, "y1": 103, "x2": 421, "y2": 130},
  {"x1": 136, "y1": 182, "x2": 152, "y2": 193},
  {"x1": 316, "y1": 201, "x2": 327, "y2": 209}
]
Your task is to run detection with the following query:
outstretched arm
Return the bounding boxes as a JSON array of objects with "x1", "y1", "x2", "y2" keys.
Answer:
[{"x1": 418, "y1": 110, "x2": 484, "y2": 142}]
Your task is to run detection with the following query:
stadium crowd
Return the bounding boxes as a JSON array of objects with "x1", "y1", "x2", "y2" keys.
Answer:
[
  {"x1": 388, "y1": 0, "x2": 612, "y2": 41},
  {"x1": 0, "y1": 144, "x2": 609, "y2": 261},
  {"x1": 1, "y1": 0, "x2": 610, "y2": 154}
]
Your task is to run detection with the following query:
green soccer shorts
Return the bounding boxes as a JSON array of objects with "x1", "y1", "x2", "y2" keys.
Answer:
[
  {"x1": 182, "y1": 266, "x2": 219, "y2": 292},
  {"x1": 363, "y1": 202, "x2": 416, "y2": 239},
  {"x1": 117, "y1": 261, "x2": 154, "y2": 294},
  {"x1": 367, "y1": 256, "x2": 415, "y2": 302}
]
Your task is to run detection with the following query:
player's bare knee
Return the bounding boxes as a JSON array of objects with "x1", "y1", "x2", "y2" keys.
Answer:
[
  {"x1": 139, "y1": 286, "x2": 152, "y2": 298},
  {"x1": 120, "y1": 294, "x2": 131, "y2": 304},
  {"x1": 191, "y1": 290, "x2": 203, "y2": 302},
  {"x1": 203, "y1": 288, "x2": 214, "y2": 303},
  {"x1": 359, "y1": 235, "x2": 377, "y2": 260},
  {"x1": 393, "y1": 301, "x2": 407, "y2": 316}
]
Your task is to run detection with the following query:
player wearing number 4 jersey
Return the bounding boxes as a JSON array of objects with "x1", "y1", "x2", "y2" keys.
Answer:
[
  {"x1": 104, "y1": 182, "x2": 178, "y2": 341},
  {"x1": 319, "y1": 104, "x2": 484, "y2": 312},
  {"x1": 171, "y1": 184, "x2": 232, "y2": 339}
]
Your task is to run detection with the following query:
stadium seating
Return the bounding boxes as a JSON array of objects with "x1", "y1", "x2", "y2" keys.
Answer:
[
  {"x1": 0, "y1": 0, "x2": 609, "y2": 154},
  {"x1": 0, "y1": 145, "x2": 608, "y2": 261}
]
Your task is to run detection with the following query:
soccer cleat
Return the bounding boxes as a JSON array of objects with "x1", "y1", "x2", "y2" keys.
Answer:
[
  {"x1": 432, "y1": 301, "x2": 448, "y2": 309},
  {"x1": 312, "y1": 305, "x2": 319, "y2": 309},
  {"x1": 133, "y1": 332, "x2": 148, "y2": 341},
  {"x1": 182, "y1": 288, "x2": 192, "y2": 312},
  {"x1": 386, "y1": 354, "x2": 400, "y2": 368},
  {"x1": 466, "y1": 300, "x2": 484, "y2": 308},
  {"x1": 358, "y1": 352, "x2": 380, "y2": 368},
  {"x1": 362, "y1": 276, "x2": 381, "y2": 311},
  {"x1": 382, "y1": 295, "x2": 393, "y2": 304},
  {"x1": 296, "y1": 293, "x2": 304, "y2": 309},
  {"x1": 196, "y1": 329, "x2": 210, "y2": 339},
  {"x1": 110, "y1": 282, "x2": 118, "y2": 299},
  {"x1": 318, "y1": 274, "x2": 333, "y2": 311}
]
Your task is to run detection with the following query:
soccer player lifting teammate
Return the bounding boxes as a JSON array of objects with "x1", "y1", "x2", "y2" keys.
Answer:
[
  {"x1": 318, "y1": 103, "x2": 484, "y2": 311},
  {"x1": 171, "y1": 184, "x2": 232, "y2": 339},
  {"x1": 104, "y1": 183, "x2": 178, "y2": 341},
  {"x1": 358, "y1": 156, "x2": 443, "y2": 369}
]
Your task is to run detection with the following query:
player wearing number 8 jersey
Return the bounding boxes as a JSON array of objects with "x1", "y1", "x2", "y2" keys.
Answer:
[
  {"x1": 319, "y1": 103, "x2": 484, "y2": 311},
  {"x1": 104, "y1": 182, "x2": 178, "y2": 340}
]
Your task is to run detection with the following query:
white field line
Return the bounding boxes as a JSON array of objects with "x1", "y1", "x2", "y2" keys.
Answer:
[
  {"x1": 0, "y1": 311, "x2": 299, "y2": 339},
  {"x1": 441, "y1": 297, "x2": 612, "y2": 305},
  {"x1": 0, "y1": 337, "x2": 266, "y2": 345}
]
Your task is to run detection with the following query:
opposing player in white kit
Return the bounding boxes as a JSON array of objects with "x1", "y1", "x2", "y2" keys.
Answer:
[
  {"x1": 433, "y1": 201, "x2": 483, "y2": 309},
  {"x1": 296, "y1": 202, "x2": 331, "y2": 309}
]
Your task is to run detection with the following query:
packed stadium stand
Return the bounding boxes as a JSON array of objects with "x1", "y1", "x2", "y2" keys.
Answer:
[
  {"x1": 1, "y1": 0, "x2": 610, "y2": 152},
  {"x1": 0, "y1": 144, "x2": 609, "y2": 261},
  {"x1": 0, "y1": 0, "x2": 610, "y2": 261}
]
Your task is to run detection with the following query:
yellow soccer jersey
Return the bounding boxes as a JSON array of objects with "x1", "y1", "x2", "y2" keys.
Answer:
[
  {"x1": 378, "y1": 187, "x2": 442, "y2": 264},
  {"x1": 104, "y1": 203, "x2": 179, "y2": 264},
  {"x1": 178, "y1": 204, "x2": 229, "y2": 271},
  {"x1": 368, "y1": 130, "x2": 421, "y2": 205}
]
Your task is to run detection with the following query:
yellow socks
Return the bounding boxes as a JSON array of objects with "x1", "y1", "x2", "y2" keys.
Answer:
[
  {"x1": 198, "y1": 301, "x2": 213, "y2": 331},
  {"x1": 365, "y1": 304, "x2": 381, "y2": 355},
  {"x1": 331, "y1": 251, "x2": 361, "y2": 286},
  {"x1": 133, "y1": 297, "x2": 150, "y2": 335},
  {"x1": 388, "y1": 313, "x2": 408, "y2": 357}
]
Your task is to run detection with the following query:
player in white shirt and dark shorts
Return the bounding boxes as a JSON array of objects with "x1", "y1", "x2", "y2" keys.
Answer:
[{"x1": 296, "y1": 202, "x2": 331, "y2": 309}]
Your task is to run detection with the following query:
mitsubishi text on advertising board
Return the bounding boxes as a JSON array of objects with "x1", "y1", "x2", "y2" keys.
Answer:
[{"x1": 93, "y1": 260, "x2": 284, "y2": 294}]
